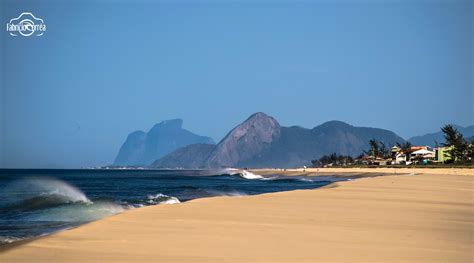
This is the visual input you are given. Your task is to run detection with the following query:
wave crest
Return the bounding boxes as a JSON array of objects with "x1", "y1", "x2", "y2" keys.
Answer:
[
  {"x1": 239, "y1": 170, "x2": 263, "y2": 179},
  {"x1": 1, "y1": 177, "x2": 90, "y2": 211}
]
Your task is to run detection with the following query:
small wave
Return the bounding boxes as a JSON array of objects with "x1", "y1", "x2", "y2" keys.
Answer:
[
  {"x1": 146, "y1": 194, "x2": 180, "y2": 205},
  {"x1": 218, "y1": 168, "x2": 264, "y2": 180},
  {"x1": 0, "y1": 236, "x2": 25, "y2": 245},
  {"x1": 205, "y1": 189, "x2": 248, "y2": 197},
  {"x1": 239, "y1": 170, "x2": 264, "y2": 179}
]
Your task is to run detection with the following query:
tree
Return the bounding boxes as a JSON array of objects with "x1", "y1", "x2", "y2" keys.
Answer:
[
  {"x1": 366, "y1": 139, "x2": 379, "y2": 158},
  {"x1": 466, "y1": 137, "x2": 474, "y2": 160},
  {"x1": 397, "y1": 142, "x2": 412, "y2": 161},
  {"x1": 441, "y1": 124, "x2": 467, "y2": 162},
  {"x1": 311, "y1": 153, "x2": 355, "y2": 167},
  {"x1": 379, "y1": 142, "x2": 390, "y2": 158}
]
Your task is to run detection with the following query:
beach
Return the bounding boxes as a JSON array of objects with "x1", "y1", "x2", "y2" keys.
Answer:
[{"x1": 1, "y1": 169, "x2": 473, "y2": 262}]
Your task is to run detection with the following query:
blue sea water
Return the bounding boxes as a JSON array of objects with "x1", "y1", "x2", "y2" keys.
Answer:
[{"x1": 0, "y1": 169, "x2": 350, "y2": 244}]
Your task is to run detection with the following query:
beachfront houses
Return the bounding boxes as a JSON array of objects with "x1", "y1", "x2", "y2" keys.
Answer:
[
  {"x1": 361, "y1": 145, "x2": 441, "y2": 165},
  {"x1": 391, "y1": 145, "x2": 406, "y2": 164},
  {"x1": 410, "y1": 149, "x2": 435, "y2": 164},
  {"x1": 434, "y1": 146, "x2": 453, "y2": 163},
  {"x1": 390, "y1": 145, "x2": 451, "y2": 165}
]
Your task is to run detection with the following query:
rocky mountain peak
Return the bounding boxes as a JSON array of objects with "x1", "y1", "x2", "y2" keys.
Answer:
[
  {"x1": 150, "y1": 119, "x2": 183, "y2": 132},
  {"x1": 113, "y1": 119, "x2": 214, "y2": 166},
  {"x1": 206, "y1": 112, "x2": 281, "y2": 167}
]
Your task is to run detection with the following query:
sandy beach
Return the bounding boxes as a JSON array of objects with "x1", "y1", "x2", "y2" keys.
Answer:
[{"x1": 1, "y1": 169, "x2": 473, "y2": 262}]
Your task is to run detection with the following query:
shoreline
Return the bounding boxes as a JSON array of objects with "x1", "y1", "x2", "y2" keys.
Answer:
[
  {"x1": 1, "y1": 170, "x2": 473, "y2": 262},
  {"x1": 251, "y1": 167, "x2": 474, "y2": 176}
]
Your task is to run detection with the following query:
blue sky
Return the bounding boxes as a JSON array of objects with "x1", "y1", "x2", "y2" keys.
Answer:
[{"x1": 1, "y1": 0, "x2": 472, "y2": 168}]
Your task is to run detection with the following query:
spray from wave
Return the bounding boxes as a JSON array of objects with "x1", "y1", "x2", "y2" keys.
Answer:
[
  {"x1": 0, "y1": 177, "x2": 185, "y2": 245},
  {"x1": 0, "y1": 177, "x2": 124, "y2": 221},
  {"x1": 1, "y1": 177, "x2": 90, "y2": 210}
]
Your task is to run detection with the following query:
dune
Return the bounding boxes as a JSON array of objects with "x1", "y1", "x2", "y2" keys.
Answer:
[{"x1": 1, "y1": 171, "x2": 472, "y2": 262}]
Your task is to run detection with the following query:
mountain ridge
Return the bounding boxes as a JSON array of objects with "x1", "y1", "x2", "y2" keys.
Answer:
[
  {"x1": 114, "y1": 119, "x2": 214, "y2": 166},
  {"x1": 152, "y1": 113, "x2": 405, "y2": 168},
  {"x1": 408, "y1": 124, "x2": 474, "y2": 146}
]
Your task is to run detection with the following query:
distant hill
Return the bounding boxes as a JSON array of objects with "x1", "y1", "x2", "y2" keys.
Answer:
[
  {"x1": 152, "y1": 143, "x2": 215, "y2": 168},
  {"x1": 408, "y1": 125, "x2": 474, "y2": 146},
  {"x1": 114, "y1": 119, "x2": 214, "y2": 166},
  {"x1": 152, "y1": 113, "x2": 405, "y2": 168}
]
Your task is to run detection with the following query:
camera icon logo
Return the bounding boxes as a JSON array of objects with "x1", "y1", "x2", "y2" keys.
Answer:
[{"x1": 6, "y1": 12, "x2": 46, "y2": 37}]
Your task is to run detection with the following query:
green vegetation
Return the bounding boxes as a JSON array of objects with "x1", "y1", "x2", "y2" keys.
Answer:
[
  {"x1": 311, "y1": 153, "x2": 354, "y2": 167},
  {"x1": 364, "y1": 139, "x2": 390, "y2": 159},
  {"x1": 441, "y1": 124, "x2": 473, "y2": 163}
]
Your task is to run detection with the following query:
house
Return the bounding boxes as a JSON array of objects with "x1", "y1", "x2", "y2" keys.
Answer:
[
  {"x1": 391, "y1": 145, "x2": 401, "y2": 159},
  {"x1": 394, "y1": 153, "x2": 406, "y2": 164},
  {"x1": 434, "y1": 146, "x2": 453, "y2": 163},
  {"x1": 410, "y1": 149, "x2": 435, "y2": 163},
  {"x1": 391, "y1": 145, "x2": 433, "y2": 165},
  {"x1": 410, "y1": 146, "x2": 430, "y2": 152},
  {"x1": 373, "y1": 158, "x2": 392, "y2": 166}
]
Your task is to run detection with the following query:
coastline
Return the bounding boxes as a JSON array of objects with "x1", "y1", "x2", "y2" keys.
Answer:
[
  {"x1": 1, "y1": 170, "x2": 472, "y2": 262},
  {"x1": 251, "y1": 167, "x2": 474, "y2": 176}
]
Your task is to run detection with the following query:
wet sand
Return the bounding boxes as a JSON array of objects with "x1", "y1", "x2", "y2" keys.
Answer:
[{"x1": 1, "y1": 170, "x2": 472, "y2": 262}]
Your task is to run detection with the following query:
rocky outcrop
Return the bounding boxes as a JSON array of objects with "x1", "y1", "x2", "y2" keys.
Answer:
[
  {"x1": 206, "y1": 112, "x2": 281, "y2": 167},
  {"x1": 114, "y1": 119, "x2": 214, "y2": 166},
  {"x1": 152, "y1": 143, "x2": 215, "y2": 169}
]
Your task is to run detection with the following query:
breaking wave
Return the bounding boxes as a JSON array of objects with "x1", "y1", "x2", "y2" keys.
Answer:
[
  {"x1": 215, "y1": 168, "x2": 334, "y2": 182},
  {"x1": 216, "y1": 168, "x2": 264, "y2": 180},
  {"x1": 0, "y1": 177, "x2": 124, "y2": 223},
  {"x1": 1, "y1": 177, "x2": 90, "y2": 211},
  {"x1": 239, "y1": 170, "x2": 264, "y2": 179}
]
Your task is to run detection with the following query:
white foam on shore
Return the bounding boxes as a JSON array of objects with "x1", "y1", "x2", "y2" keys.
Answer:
[
  {"x1": 205, "y1": 189, "x2": 248, "y2": 197},
  {"x1": 239, "y1": 170, "x2": 264, "y2": 179},
  {"x1": 146, "y1": 193, "x2": 181, "y2": 205},
  {"x1": 0, "y1": 236, "x2": 24, "y2": 244}
]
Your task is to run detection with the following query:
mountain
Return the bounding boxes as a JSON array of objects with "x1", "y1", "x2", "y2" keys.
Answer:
[
  {"x1": 152, "y1": 144, "x2": 215, "y2": 168},
  {"x1": 206, "y1": 112, "x2": 281, "y2": 167},
  {"x1": 241, "y1": 120, "x2": 405, "y2": 168},
  {"x1": 152, "y1": 113, "x2": 405, "y2": 168},
  {"x1": 114, "y1": 119, "x2": 214, "y2": 166},
  {"x1": 408, "y1": 125, "x2": 474, "y2": 146}
]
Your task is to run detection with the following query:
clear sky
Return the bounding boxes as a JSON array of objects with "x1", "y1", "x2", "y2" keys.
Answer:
[{"x1": 1, "y1": 0, "x2": 472, "y2": 168}]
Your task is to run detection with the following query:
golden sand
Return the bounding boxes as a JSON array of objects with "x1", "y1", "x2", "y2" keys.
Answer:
[{"x1": 1, "y1": 170, "x2": 472, "y2": 262}]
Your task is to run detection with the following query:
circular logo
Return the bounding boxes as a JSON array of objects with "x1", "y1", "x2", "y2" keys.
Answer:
[{"x1": 18, "y1": 19, "x2": 35, "y2": 36}]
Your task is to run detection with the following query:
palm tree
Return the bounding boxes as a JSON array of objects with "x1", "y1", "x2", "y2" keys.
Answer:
[
  {"x1": 366, "y1": 139, "x2": 379, "y2": 158},
  {"x1": 397, "y1": 142, "x2": 412, "y2": 161}
]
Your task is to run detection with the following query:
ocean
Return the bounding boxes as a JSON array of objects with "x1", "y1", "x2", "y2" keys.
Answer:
[{"x1": 0, "y1": 169, "x2": 350, "y2": 245}]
